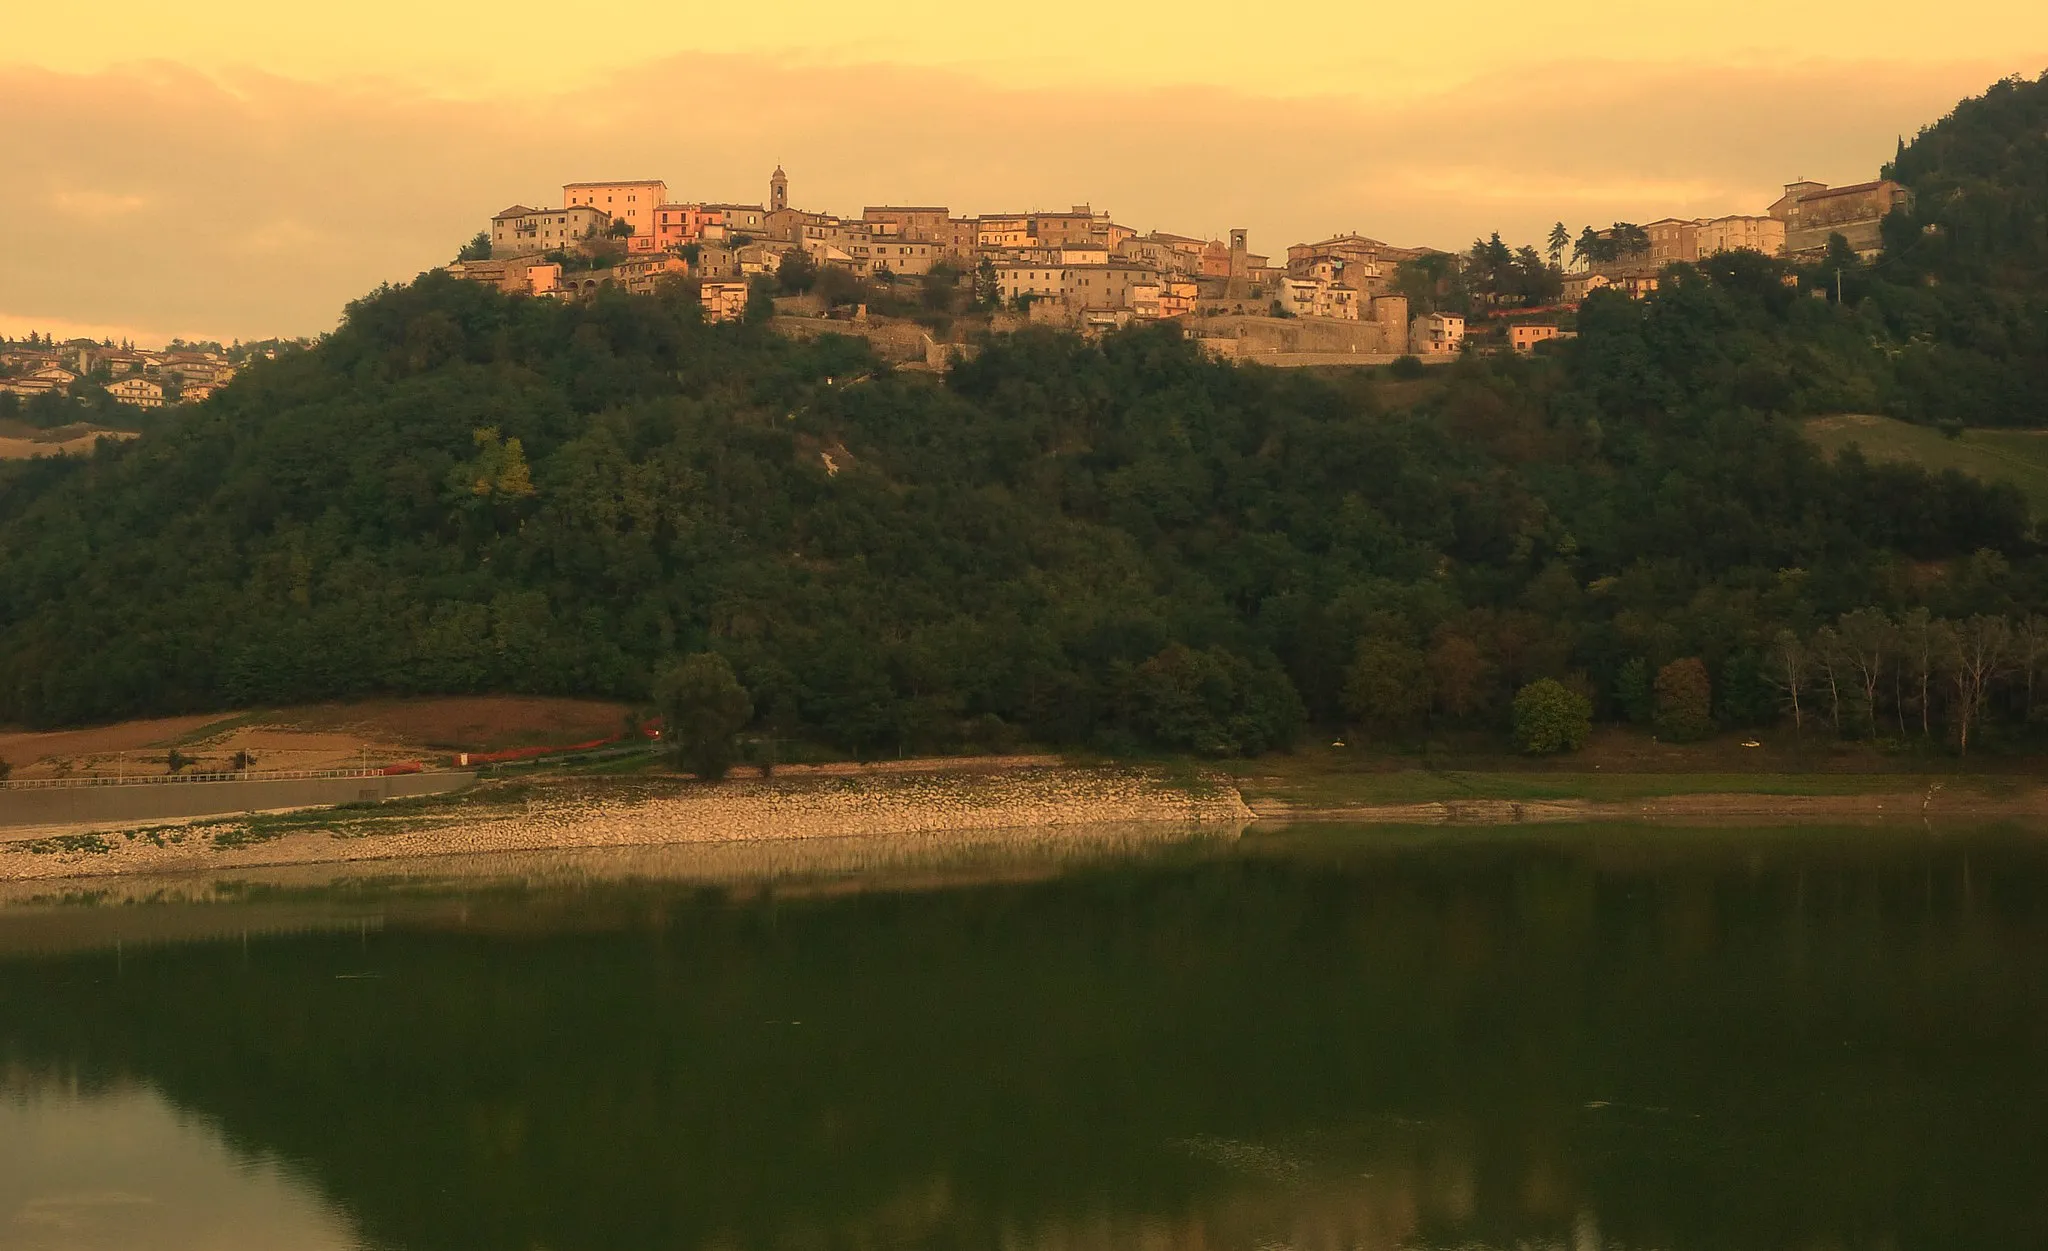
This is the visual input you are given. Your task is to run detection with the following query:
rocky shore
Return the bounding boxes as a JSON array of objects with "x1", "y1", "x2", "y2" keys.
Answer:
[{"x1": 0, "y1": 765, "x2": 1253, "y2": 883}]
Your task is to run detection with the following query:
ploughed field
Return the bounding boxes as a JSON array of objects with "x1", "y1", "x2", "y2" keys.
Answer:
[{"x1": 0, "y1": 696, "x2": 633, "y2": 780}]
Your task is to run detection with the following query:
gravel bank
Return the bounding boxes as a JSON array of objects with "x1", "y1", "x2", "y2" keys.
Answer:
[{"x1": 0, "y1": 766, "x2": 1252, "y2": 883}]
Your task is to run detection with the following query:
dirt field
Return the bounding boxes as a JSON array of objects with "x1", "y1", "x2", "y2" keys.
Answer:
[{"x1": 0, "y1": 696, "x2": 634, "y2": 780}]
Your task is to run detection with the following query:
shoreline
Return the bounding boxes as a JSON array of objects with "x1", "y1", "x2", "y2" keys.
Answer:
[
  {"x1": 0, "y1": 765, "x2": 1251, "y2": 883},
  {"x1": 3, "y1": 762, "x2": 2044, "y2": 885}
]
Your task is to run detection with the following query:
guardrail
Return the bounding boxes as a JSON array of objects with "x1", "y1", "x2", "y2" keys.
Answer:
[{"x1": 0, "y1": 765, "x2": 427, "y2": 792}]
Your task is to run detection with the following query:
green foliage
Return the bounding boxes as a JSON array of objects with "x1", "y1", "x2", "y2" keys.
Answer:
[
  {"x1": 745, "y1": 275, "x2": 776, "y2": 324},
  {"x1": 654, "y1": 653, "x2": 753, "y2": 779},
  {"x1": 0, "y1": 227, "x2": 2045, "y2": 757},
  {"x1": 1122, "y1": 643, "x2": 1303, "y2": 756},
  {"x1": 1615, "y1": 658, "x2": 1654, "y2": 725},
  {"x1": 777, "y1": 249, "x2": 818, "y2": 294},
  {"x1": 1654, "y1": 658, "x2": 1715, "y2": 742},
  {"x1": 1512, "y1": 679, "x2": 1592, "y2": 754},
  {"x1": 1342, "y1": 637, "x2": 1429, "y2": 741},
  {"x1": 456, "y1": 231, "x2": 491, "y2": 263},
  {"x1": 973, "y1": 257, "x2": 1001, "y2": 309},
  {"x1": 1387, "y1": 355, "x2": 1426, "y2": 379}
]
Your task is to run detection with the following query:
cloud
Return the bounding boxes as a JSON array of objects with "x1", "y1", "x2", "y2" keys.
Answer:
[
  {"x1": 0, "y1": 54, "x2": 2038, "y2": 344},
  {"x1": 48, "y1": 188, "x2": 152, "y2": 220}
]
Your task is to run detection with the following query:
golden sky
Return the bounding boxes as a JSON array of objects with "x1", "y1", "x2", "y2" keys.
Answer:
[{"x1": 4, "y1": 2, "x2": 2045, "y2": 343}]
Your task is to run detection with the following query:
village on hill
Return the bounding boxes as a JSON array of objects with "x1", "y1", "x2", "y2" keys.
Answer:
[
  {"x1": 447, "y1": 166, "x2": 1908, "y2": 368},
  {"x1": 0, "y1": 167, "x2": 1909, "y2": 410}
]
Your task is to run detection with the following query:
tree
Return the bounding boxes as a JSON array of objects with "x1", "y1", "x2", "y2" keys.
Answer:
[
  {"x1": 1124, "y1": 643, "x2": 1302, "y2": 756},
  {"x1": 1764, "y1": 629, "x2": 1811, "y2": 732},
  {"x1": 1573, "y1": 227, "x2": 1602, "y2": 269},
  {"x1": 456, "y1": 231, "x2": 491, "y2": 262},
  {"x1": 1427, "y1": 632, "x2": 1495, "y2": 718},
  {"x1": 654, "y1": 653, "x2": 754, "y2": 780},
  {"x1": 1547, "y1": 222, "x2": 1570, "y2": 268},
  {"x1": 1835, "y1": 608, "x2": 1895, "y2": 739},
  {"x1": 1342, "y1": 637, "x2": 1430, "y2": 740},
  {"x1": 921, "y1": 262, "x2": 962, "y2": 314},
  {"x1": 1897, "y1": 608, "x2": 1938, "y2": 738},
  {"x1": 777, "y1": 248, "x2": 818, "y2": 295},
  {"x1": 1940, "y1": 615, "x2": 2010, "y2": 755},
  {"x1": 1615, "y1": 657, "x2": 1655, "y2": 725},
  {"x1": 0, "y1": 758, "x2": 11, "y2": 782},
  {"x1": 1611, "y1": 222, "x2": 1651, "y2": 259},
  {"x1": 607, "y1": 219, "x2": 635, "y2": 239},
  {"x1": 973, "y1": 257, "x2": 1001, "y2": 308},
  {"x1": 745, "y1": 274, "x2": 777, "y2": 324},
  {"x1": 1513, "y1": 679, "x2": 1592, "y2": 754},
  {"x1": 1653, "y1": 658, "x2": 1714, "y2": 741}
]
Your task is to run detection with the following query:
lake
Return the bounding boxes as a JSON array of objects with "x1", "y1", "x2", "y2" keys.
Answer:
[{"x1": 1, "y1": 822, "x2": 2044, "y2": 1250}]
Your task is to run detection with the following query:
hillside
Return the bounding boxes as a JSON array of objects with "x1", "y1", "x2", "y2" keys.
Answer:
[
  {"x1": 0, "y1": 261, "x2": 2039, "y2": 757},
  {"x1": 1861, "y1": 71, "x2": 2048, "y2": 426},
  {"x1": 1801, "y1": 413, "x2": 2048, "y2": 513}
]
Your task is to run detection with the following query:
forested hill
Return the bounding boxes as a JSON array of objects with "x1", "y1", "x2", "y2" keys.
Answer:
[
  {"x1": 0, "y1": 258, "x2": 2038, "y2": 754},
  {"x1": 1866, "y1": 71, "x2": 2048, "y2": 425}
]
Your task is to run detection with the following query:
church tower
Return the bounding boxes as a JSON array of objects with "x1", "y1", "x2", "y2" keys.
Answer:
[{"x1": 770, "y1": 166, "x2": 788, "y2": 212}]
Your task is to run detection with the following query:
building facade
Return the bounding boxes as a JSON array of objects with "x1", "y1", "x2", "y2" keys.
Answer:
[
  {"x1": 491, "y1": 205, "x2": 610, "y2": 256},
  {"x1": 1768, "y1": 179, "x2": 1910, "y2": 258},
  {"x1": 561, "y1": 180, "x2": 668, "y2": 238}
]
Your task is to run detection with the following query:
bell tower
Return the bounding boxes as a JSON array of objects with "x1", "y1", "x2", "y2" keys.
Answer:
[{"x1": 770, "y1": 165, "x2": 788, "y2": 212}]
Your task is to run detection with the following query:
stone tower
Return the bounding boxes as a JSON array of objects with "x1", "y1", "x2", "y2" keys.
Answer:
[
  {"x1": 1228, "y1": 228, "x2": 1250, "y2": 279},
  {"x1": 770, "y1": 166, "x2": 788, "y2": 212}
]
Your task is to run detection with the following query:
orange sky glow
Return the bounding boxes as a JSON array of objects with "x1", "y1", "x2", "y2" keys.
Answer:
[{"x1": 3, "y1": 2, "x2": 2045, "y2": 344}]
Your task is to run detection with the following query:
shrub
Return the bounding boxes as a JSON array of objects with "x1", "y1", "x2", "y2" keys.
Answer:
[
  {"x1": 1389, "y1": 354, "x2": 1427, "y2": 379},
  {"x1": 1512, "y1": 679, "x2": 1592, "y2": 754},
  {"x1": 1653, "y1": 657, "x2": 1715, "y2": 741},
  {"x1": 654, "y1": 653, "x2": 754, "y2": 780}
]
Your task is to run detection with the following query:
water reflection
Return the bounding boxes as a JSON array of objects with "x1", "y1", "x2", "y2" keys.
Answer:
[
  {"x1": 0, "y1": 1074, "x2": 360, "y2": 1251},
  {"x1": 1, "y1": 823, "x2": 2044, "y2": 1251}
]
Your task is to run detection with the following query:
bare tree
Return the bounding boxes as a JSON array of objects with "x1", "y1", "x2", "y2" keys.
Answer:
[
  {"x1": 1812, "y1": 625, "x2": 1846, "y2": 732},
  {"x1": 1765, "y1": 628, "x2": 1811, "y2": 732},
  {"x1": 1836, "y1": 608, "x2": 1894, "y2": 740},
  {"x1": 1897, "y1": 608, "x2": 1937, "y2": 739},
  {"x1": 1940, "y1": 616, "x2": 2011, "y2": 756},
  {"x1": 2015, "y1": 614, "x2": 2048, "y2": 722}
]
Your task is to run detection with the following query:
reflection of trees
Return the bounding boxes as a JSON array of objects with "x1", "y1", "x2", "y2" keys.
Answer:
[{"x1": 0, "y1": 827, "x2": 2045, "y2": 1251}]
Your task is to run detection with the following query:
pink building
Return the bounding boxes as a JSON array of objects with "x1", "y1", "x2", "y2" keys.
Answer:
[{"x1": 562, "y1": 180, "x2": 668, "y2": 239}]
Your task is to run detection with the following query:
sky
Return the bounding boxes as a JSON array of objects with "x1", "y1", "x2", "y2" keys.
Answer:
[{"x1": 3, "y1": 2, "x2": 2046, "y2": 346}]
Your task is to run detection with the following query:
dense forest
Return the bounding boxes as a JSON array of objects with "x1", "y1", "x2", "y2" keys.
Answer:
[{"x1": 1, "y1": 75, "x2": 2046, "y2": 756}]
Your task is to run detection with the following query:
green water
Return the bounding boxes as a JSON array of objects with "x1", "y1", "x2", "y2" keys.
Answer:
[{"x1": 2, "y1": 823, "x2": 2046, "y2": 1251}]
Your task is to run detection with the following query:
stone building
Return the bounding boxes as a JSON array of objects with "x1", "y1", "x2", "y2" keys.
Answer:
[
  {"x1": 1768, "y1": 179, "x2": 1909, "y2": 258},
  {"x1": 490, "y1": 204, "x2": 610, "y2": 256},
  {"x1": 1695, "y1": 214, "x2": 1785, "y2": 258},
  {"x1": 862, "y1": 206, "x2": 952, "y2": 241}
]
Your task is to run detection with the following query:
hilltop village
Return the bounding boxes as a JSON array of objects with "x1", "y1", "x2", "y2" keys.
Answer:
[
  {"x1": 448, "y1": 166, "x2": 1909, "y2": 367},
  {"x1": 0, "y1": 167, "x2": 1912, "y2": 413}
]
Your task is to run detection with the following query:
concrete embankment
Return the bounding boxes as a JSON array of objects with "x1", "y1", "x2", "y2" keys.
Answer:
[
  {"x1": 0, "y1": 771, "x2": 474, "y2": 832},
  {"x1": 0, "y1": 766, "x2": 1252, "y2": 882}
]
